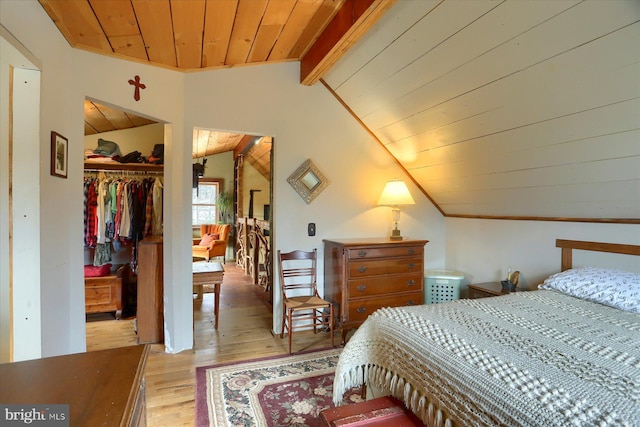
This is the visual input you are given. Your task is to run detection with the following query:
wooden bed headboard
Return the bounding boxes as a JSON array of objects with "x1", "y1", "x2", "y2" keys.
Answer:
[{"x1": 556, "y1": 239, "x2": 640, "y2": 271}]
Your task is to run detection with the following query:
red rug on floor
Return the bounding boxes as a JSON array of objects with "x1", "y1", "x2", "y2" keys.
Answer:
[{"x1": 195, "y1": 348, "x2": 363, "y2": 427}]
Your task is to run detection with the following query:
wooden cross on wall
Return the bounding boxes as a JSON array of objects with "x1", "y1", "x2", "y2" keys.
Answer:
[{"x1": 128, "y1": 75, "x2": 146, "y2": 101}]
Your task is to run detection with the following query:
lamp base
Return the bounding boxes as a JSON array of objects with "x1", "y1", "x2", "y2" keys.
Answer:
[{"x1": 389, "y1": 229, "x2": 403, "y2": 241}]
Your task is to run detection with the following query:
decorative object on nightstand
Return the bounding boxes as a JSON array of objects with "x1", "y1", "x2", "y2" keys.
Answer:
[
  {"x1": 501, "y1": 269, "x2": 519, "y2": 292},
  {"x1": 469, "y1": 279, "x2": 524, "y2": 299},
  {"x1": 377, "y1": 179, "x2": 415, "y2": 241}
]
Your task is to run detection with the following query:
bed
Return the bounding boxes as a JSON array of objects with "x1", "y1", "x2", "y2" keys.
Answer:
[{"x1": 332, "y1": 239, "x2": 640, "y2": 426}]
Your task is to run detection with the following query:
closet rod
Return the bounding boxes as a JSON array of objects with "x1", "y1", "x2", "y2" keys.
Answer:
[{"x1": 84, "y1": 168, "x2": 163, "y2": 175}]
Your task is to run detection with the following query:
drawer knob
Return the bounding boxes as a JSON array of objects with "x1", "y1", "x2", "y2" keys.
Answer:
[
  {"x1": 357, "y1": 285, "x2": 367, "y2": 292},
  {"x1": 407, "y1": 263, "x2": 415, "y2": 269},
  {"x1": 357, "y1": 250, "x2": 367, "y2": 257},
  {"x1": 407, "y1": 300, "x2": 416, "y2": 306},
  {"x1": 407, "y1": 279, "x2": 415, "y2": 286},
  {"x1": 356, "y1": 306, "x2": 367, "y2": 314},
  {"x1": 358, "y1": 266, "x2": 367, "y2": 273},
  {"x1": 408, "y1": 249, "x2": 415, "y2": 255}
]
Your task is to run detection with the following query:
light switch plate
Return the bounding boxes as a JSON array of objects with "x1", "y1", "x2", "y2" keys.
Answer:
[{"x1": 308, "y1": 223, "x2": 316, "y2": 236}]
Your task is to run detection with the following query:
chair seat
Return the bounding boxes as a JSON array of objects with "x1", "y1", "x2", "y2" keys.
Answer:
[{"x1": 285, "y1": 295, "x2": 331, "y2": 310}]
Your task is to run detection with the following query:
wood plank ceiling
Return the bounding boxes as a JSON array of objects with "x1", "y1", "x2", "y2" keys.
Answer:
[
  {"x1": 37, "y1": 0, "x2": 393, "y2": 83},
  {"x1": 84, "y1": 98, "x2": 271, "y2": 179},
  {"x1": 324, "y1": 0, "x2": 640, "y2": 222},
  {"x1": 43, "y1": 1, "x2": 639, "y2": 222},
  {"x1": 63, "y1": 0, "x2": 394, "y2": 183}
]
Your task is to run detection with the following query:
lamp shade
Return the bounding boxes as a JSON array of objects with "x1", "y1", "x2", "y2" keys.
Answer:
[{"x1": 377, "y1": 180, "x2": 415, "y2": 206}]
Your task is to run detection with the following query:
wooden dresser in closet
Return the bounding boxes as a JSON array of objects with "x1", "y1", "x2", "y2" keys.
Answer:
[
  {"x1": 137, "y1": 236, "x2": 163, "y2": 344},
  {"x1": 323, "y1": 238, "x2": 428, "y2": 344}
]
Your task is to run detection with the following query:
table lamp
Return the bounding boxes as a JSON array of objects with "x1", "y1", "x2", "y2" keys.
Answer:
[{"x1": 377, "y1": 179, "x2": 415, "y2": 241}]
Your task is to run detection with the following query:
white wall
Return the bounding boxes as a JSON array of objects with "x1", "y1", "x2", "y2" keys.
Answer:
[
  {"x1": 1, "y1": 1, "x2": 446, "y2": 354},
  {"x1": 446, "y1": 218, "x2": 640, "y2": 294},
  {"x1": 202, "y1": 151, "x2": 234, "y2": 194},
  {"x1": 1, "y1": 0, "x2": 190, "y2": 355},
  {"x1": 0, "y1": 30, "x2": 42, "y2": 361},
  {"x1": 73, "y1": 53, "x2": 187, "y2": 353},
  {"x1": 183, "y1": 63, "x2": 446, "y2": 333},
  {"x1": 6, "y1": 0, "x2": 636, "y2": 359}
]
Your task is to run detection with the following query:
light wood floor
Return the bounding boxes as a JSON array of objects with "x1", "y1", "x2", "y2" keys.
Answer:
[{"x1": 85, "y1": 262, "x2": 337, "y2": 426}]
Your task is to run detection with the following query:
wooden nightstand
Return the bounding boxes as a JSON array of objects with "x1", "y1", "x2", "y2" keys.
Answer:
[{"x1": 468, "y1": 281, "x2": 513, "y2": 299}]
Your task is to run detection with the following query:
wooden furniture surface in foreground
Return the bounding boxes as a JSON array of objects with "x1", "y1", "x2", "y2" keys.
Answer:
[
  {"x1": 137, "y1": 236, "x2": 163, "y2": 344},
  {"x1": 0, "y1": 344, "x2": 149, "y2": 427},
  {"x1": 323, "y1": 238, "x2": 428, "y2": 344}
]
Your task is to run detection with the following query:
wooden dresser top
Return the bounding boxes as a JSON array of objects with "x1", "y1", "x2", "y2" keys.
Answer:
[
  {"x1": 0, "y1": 344, "x2": 149, "y2": 426},
  {"x1": 323, "y1": 238, "x2": 428, "y2": 247}
]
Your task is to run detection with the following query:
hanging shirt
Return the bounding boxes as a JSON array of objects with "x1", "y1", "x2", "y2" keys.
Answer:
[
  {"x1": 152, "y1": 177, "x2": 163, "y2": 236},
  {"x1": 85, "y1": 180, "x2": 98, "y2": 248},
  {"x1": 96, "y1": 179, "x2": 107, "y2": 244},
  {"x1": 120, "y1": 181, "x2": 131, "y2": 239}
]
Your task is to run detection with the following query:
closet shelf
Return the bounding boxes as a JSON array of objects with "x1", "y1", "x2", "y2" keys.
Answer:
[{"x1": 84, "y1": 161, "x2": 163, "y2": 172}]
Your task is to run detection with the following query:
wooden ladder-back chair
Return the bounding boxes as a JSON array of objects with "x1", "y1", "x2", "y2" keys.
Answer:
[{"x1": 277, "y1": 249, "x2": 334, "y2": 354}]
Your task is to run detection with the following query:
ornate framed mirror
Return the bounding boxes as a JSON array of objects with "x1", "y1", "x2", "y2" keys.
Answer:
[{"x1": 287, "y1": 159, "x2": 329, "y2": 204}]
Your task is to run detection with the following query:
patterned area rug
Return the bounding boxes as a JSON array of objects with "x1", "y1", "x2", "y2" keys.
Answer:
[{"x1": 195, "y1": 348, "x2": 363, "y2": 427}]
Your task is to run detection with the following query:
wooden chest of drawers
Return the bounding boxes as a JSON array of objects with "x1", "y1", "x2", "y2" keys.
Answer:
[{"x1": 323, "y1": 238, "x2": 428, "y2": 344}]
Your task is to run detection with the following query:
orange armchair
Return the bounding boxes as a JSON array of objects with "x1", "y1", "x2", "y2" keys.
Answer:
[{"x1": 192, "y1": 224, "x2": 231, "y2": 263}]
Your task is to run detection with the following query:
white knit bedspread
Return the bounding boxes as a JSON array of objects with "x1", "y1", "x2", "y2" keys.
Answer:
[{"x1": 333, "y1": 290, "x2": 640, "y2": 427}]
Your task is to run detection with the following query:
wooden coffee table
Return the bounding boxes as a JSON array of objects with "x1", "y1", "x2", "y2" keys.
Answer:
[{"x1": 193, "y1": 262, "x2": 224, "y2": 329}]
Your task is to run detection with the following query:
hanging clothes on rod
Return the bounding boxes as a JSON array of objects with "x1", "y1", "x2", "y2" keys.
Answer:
[{"x1": 83, "y1": 169, "x2": 163, "y2": 272}]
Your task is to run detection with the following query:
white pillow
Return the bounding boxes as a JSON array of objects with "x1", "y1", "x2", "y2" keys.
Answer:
[{"x1": 539, "y1": 267, "x2": 640, "y2": 314}]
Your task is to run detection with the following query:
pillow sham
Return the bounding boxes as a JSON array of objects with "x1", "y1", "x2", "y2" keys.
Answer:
[
  {"x1": 198, "y1": 233, "x2": 219, "y2": 246},
  {"x1": 539, "y1": 267, "x2": 640, "y2": 314}
]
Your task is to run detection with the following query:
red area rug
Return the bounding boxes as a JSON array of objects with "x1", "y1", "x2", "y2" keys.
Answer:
[{"x1": 195, "y1": 348, "x2": 363, "y2": 427}]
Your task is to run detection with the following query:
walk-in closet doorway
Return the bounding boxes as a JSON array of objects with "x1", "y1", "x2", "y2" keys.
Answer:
[{"x1": 83, "y1": 99, "x2": 165, "y2": 350}]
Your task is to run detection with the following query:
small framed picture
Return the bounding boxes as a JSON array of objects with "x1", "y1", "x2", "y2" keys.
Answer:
[{"x1": 51, "y1": 131, "x2": 68, "y2": 178}]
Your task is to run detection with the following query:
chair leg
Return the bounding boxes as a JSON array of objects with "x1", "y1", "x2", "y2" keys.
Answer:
[
  {"x1": 288, "y1": 310, "x2": 293, "y2": 355},
  {"x1": 330, "y1": 304, "x2": 335, "y2": 348},
  {"x1": 280, "y1": 307, "x2": 286, "y2": 339},
  {"x1": 313, "y1": 309, "x2": 318, "y2": 334}
]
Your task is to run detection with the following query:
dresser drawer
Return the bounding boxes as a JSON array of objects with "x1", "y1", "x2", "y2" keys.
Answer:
[
  {"x1": 348, "y1": 257, "x2": 423, "y2": 278},
  {"x1": 347, "y1": 292, "x2": 423, "y2": 323},
  {"x1": 347, "y1": 246, "x2": 423, "y2": 260},
  {"x1": 347, "y1": 273, "x2": 423, "y2": 298}
]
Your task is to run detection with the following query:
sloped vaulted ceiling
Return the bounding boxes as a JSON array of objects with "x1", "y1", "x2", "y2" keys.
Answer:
[
  {"x1": 323, "y1": 0, "x2": 640, "y2": 222},
  {"x1": 41, "y1": 0, "x2": 640, "y2": 223}
]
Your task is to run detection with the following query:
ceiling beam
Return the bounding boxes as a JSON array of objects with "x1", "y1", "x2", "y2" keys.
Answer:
[
  {"x1": 299, "y1": 0, "x2": 396, "y2": 86},
  {"x1": 233, "y1": 135, "x2": 259, "y2": 158}
]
